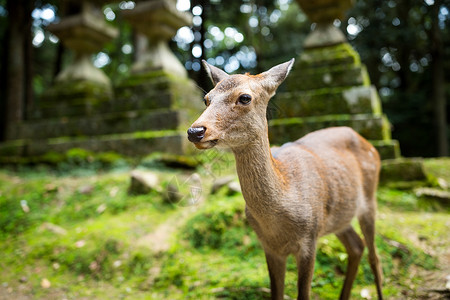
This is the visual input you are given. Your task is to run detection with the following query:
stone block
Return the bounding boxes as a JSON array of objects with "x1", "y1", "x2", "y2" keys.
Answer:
[
  {"x1": 369, "y1": 139, "x2": 401, "y2": 160},
  {"x1": 269, "y1": 114, "x2": 391, "y2": 144},
  {"x1": 17, "y1": 109, "x2": 187, "y2": 139},
  {"x1": 128, "y1": 170, "x2": 160, "y2": 195},
  {"x1": 415, "y1": 188, "x2": 450, "y2": 205},
  {"x1": 32, "y1": 90, "x2": 174, "y2": 119},
  {"x1": 287, "y1": 65, "x2": 370, "y2": 91},
  {"x1": 380, "y1": 158, "x2": 427, "y2": 182},
  {"x1": 25, "y1": 130, "x2": 188, "y2": 157},
  {"x1": 272, "y1": 85, "x2": 381, "y2": 118},
  {"x1": 42, "y1": 80, "x2": 113, "y2": 104},
  {"x1": 296, "y1": 43, "x2": 360, "y2": 69},
  {"x1": 0, "y1": 140, "x2": 26, "y2": 157}
]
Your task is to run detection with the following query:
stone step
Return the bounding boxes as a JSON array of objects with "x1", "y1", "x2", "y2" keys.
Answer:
[
  {"x1": 370, "y1": 140, "x2": 401, "y2": 160},
  {"x1": 0, "y1": 132, "x2": 400, "y2": 162},
  {"x1": 286, "y1": 65, "x2": 370, "y2": 91},
  {"x1": 39, "y1": 80, "x2": 113, "y2": 104},
  {"x1": 31, "y1": 91, "x2": 174, "y2": 119},
  {"x1": 14, "y1": 109, "x2": 187, "y2": 140},
  {"x1": 296, "y1": 43, "x2": 361, "y2": 69},
  {"x1": 0, "y1": 130, "x2": 190, "y2": 160},
  {"x1": 268, "y1": 114, "x2": 391, "y2": 143},
  {"x1": 271, "y1": 86, "x2": 381, "y2": 118}
]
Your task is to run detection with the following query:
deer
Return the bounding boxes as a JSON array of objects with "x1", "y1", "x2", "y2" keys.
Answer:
[{"x1": 187, "y1": 59, "x2": 383, "y2": 300}]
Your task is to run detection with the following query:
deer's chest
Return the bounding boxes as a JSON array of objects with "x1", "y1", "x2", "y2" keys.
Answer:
[{"x1": 245, "y1": 202, "x2": 317, "y2": 256}]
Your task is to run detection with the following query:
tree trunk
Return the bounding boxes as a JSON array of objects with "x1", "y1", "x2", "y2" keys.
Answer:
[
  {"x1": 4, "y1": 0, "x2": 32, "y2": 139},
  {"x1": 24, "y1": 1, "x2": 34, "y2": 120},
  {"x1": 430, "y1": 0, "x2": 448, "y2": 156}
]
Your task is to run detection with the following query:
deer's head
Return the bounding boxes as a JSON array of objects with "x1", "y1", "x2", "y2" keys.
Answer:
[{"x1": 187, "y1": 59, "x2": 294, "y2": 150}]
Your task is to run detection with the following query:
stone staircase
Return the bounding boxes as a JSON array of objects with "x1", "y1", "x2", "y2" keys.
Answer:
[
  {"x1": 269, "y1": 43, "x2": 400, "y2": 159},
  {"x1": 0, "y1": 71, "x2": 203, "y2": 162}
]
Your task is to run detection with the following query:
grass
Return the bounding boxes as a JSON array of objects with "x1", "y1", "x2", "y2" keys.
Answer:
[{"x1": 0, "y1": 156, "x2": 449, "y2": 299}]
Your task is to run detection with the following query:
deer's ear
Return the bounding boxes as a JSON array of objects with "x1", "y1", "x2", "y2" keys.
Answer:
[
  {"x1": 259, "y1": 58, "x2": 295, "y2": 95},
  {"x1": 202, "y1": 60, "x2": 229, "y2": 86}
]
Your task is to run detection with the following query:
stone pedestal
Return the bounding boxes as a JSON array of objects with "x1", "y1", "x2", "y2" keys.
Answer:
[
  {"x1": 0, "y1": 0, "x2": 203, "y2": 163},
  {"x1": 268, "y1": 0, "x2": 400, "y2": 159},
  {"x1": 122, "y1": 0, "x2": 192, "y2": 77},
  {"x1": 47, "y1": 1, "x2": 118, "y2": 90}
]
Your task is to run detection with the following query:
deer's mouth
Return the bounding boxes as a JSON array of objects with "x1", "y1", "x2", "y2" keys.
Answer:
[{"x1": 193, "y1": 139, "x2": 218, "y2": 149}]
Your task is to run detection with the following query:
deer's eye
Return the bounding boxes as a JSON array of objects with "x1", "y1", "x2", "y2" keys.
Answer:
[
  {"x1": 238, "y1": 94, "x2": 252, "y2": 105},
  {"x1": 203, "y1": 97, "x2": 209, "y2": 107}
]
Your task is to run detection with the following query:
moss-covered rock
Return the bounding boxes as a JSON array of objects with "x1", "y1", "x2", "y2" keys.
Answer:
[
  {"x1": 19, "y1": 109, "x2": 187, "y2": 139},
  {"x1": 369, "y1": 140, "x2": 401, "y2": 160},
  {"x1": 295, "y1": 43, "x2": 361, "y2": 69},
  {"x1": 40, "y1": 80, "x2": 113, "y2": 104},
  {"x1": 380, "y1": 158, "x2": 428, "y2": 182},
  {"x1": 272, "y1": 85, "x2": 381, "y2": 118},
  {"x1": 269, "y1": 114, "x2": 391, "y2": 143},
  {"x1": 287, "y1": 65, "x2": 369, "y2": 91}
]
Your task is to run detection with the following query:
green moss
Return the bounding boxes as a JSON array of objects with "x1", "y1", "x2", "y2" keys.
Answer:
[
  {"x1": 269, "y1": 114, "x2": 388, "y2": 141},
  {"x1": 116, "y1": 70, "x2": 168, "y2": 88},
  {"x1": 273, "y1": 87, "x2": 375, "y2": 118},
  {"x1": 287, "y1": 65, "x2": 366, "y2": 91},
  {"x1": 380, "y1": 158, "x2": 428, "y2": 182},
  {"x1": 0, "y1": 140, "x2": 26, "y2": 156},
  {"x1": 42, "y1": 80, "x2": 112, "y2": 103},
  {"x1": 182, "y1": 195, "x2": 251, "y2": 249},
  {"x1": 369, "y1": 139, "x2": 401, "y2": 160},
  {"x1": 423, "y1": 158, "x2": 450, "y2": 183},
  {"x1": 296, "y1": 42, "x2": 361, "y2": 69},
  {"x1": 1, "y1": 158, "x2": 447, "y2": 299}
]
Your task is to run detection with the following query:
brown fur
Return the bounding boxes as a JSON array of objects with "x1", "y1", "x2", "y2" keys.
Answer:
[{"x1": 188, "y1": 60, "x2": 383, "y2": 300}]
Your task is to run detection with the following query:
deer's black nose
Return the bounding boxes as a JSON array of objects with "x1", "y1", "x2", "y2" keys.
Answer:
[{"x1": 187, "y1": 126, "x2": 206, "y2": 143}]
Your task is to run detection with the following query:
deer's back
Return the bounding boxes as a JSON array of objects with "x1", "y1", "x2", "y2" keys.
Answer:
[{"x1": 271, "y1": 126, "x2": 380, "y2": 237}]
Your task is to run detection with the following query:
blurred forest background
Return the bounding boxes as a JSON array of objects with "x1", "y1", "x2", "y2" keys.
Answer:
[{"x1": 0, "y1": 0, "x2": 449, "y2": 157}]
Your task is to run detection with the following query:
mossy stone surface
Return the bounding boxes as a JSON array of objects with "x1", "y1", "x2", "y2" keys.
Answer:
[
  {"x1": 369, "y1": 139, "x2": 401, "y2": 160},
  {"x1": 2, "y1": 68, "x2": 203, "y2": 161},
  {"x1": 41, "y1": 80, "x2": 113, "y2": 104},
  {"x1": 269, "y1": 114, "x2": 391, "y2": 143},
  {"x1": 116, "y1": 70, "x2": 203, "y2": 125},
  {"x1": 18, "y1": 109, "x2": 187, "y2": 139},
  {"x1": 23, "y1": 131, "x2": 188, "y2": 157},
  {"x1": 274, "y1": 41, "x2": 399, "y2": 159},
  {"x1": 272, "y1": 85, "x2": 381, "y2": 118},
  {"x1": 295, "y1": 43, "x2": 361, "y2": 69},
  {"x1": 0, "y1": 140, "x2": 26, "y2": 156},
  {"x1": 287, "y1": 65, "x2": 369, "y2": 91},
  {"x1": 380, "y1": 158, "x2": 428, "y2": 182}
]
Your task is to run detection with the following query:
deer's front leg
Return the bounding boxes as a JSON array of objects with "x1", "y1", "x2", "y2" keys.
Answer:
[
  {"x1": 295, "y1": 242, "x2": 317, "y2": 300},
  {"x1": 264, "y1": 250, "x2": 287, "y2": 300}
]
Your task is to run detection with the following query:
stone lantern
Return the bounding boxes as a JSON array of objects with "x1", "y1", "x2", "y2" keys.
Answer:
[
  {"x1": 268, "y1": 0, "x2": 401, "y2": 160},
  {"x1": 122, "y1": 0, "x2": 192, "y2": 77},
  {"x1": 296, "y1": 0, "x2": 353, "y2": 48},
  {"x1": 47, "y1": 0, "x2": 118, "y2": 88}
]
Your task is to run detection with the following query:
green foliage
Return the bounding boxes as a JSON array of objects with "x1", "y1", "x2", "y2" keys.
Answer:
[
  {"x1": 346, "y1": 0, "x2": 450, "y2": 157},
  {"x1": 182, "y1": 195, "x2": 252, "y2": 250},
  {"x1": 0, "y1": 159, "x2": 448, "y2": 299},
  {"x1": 0, "y1": 176, "x2": 54, "y2": 238}
]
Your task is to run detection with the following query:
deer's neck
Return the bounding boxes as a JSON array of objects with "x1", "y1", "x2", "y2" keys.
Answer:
[{"x1": 232, "y1": 135, "x2": 287, "y2": 214}]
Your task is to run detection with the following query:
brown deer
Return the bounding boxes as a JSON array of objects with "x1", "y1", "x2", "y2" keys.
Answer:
[{"x1": 187, "y1": 59, "x2": 383, "y2": 300}]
